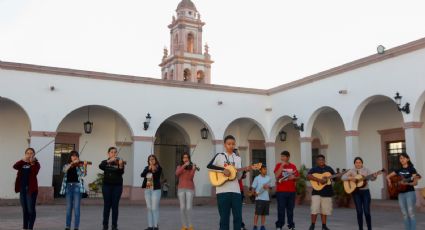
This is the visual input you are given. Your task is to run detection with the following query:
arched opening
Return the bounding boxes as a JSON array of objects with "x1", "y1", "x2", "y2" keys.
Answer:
[
  {"x1": 183, "y1": 68, "x2": 191, "y2": 82},
  {"x1": 187, "y1": 33, "x2": 194, "y2": 53},
  {"x1": 308, "y1": 107, "x2": 346, "y2": 169},
  {"x1": 170, "y1": 69, "x2": 174, "y2": 80},
  {"x1": 154, "y1": 113, "x2": 215, "y2": 197},
  {"x1": 196, "y1": 70, "x2": 205, "y2": 83},
  {"x1": 271, "y1": 116, "x2": 301, "y2": 167},
  {"x1": 54, "y1": 105, "x2": 133, "y2": 198},
  {"x1": 356, "y1": 95, "x2": 404, "y2": 199},
  {"x1": 0, "y1": 97, "x2": 31, "y2": 199},
  {"x1": 224, "y1": 118, "x2": 267, "y2": 187}
]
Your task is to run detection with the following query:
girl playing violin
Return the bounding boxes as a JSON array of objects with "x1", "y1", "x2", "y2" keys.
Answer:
[
  {"x1": 13, "y1": 147, "x2": 40, "y2": 230},
  {"x1": 99, "y1": 147, "x2": 125, "y2": 230},
  {"x1": 60, "y1": 151, "x2": 87, "y2": 230}
]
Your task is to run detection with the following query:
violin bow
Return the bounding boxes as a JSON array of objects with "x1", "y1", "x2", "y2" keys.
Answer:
[{"x1": 34, "y1": 139, "x2": 55, "y2": 156}]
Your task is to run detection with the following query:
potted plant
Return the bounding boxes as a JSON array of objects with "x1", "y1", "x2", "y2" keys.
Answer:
[
  {"x1": 295, "y1": 165, "x2": 308, "y2": 205},
  {"x1": 333, "y1": 178, "x2": 351, "y2": 207},
  {"x1": 89, "y1": 173, "x2": 104, "y2": 193}
]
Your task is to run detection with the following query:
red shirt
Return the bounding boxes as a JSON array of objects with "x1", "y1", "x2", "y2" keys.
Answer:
[
  {"x1": 274, "y1": 162, "x2": 299, "y2": 192},
  {"x1": 13, "y1": 160, "x2": 40, "y2": 195}
]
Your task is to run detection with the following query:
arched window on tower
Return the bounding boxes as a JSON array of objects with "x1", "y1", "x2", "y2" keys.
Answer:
[
  {"x1": 196, "y1": 70, "x2": 205, "y2": 83},
  {"x1": 170, "y1": 69, "x2": 174, "y2": 80},
  {"x1": 183, "y1": 69, "x2": 191, "y2": 81},
  {"x1": 187, "y1": 33, "x2": 194, "y2": 53},
  {"x1": 173, "y1": 34, "x2": 179, "y2": 53}
]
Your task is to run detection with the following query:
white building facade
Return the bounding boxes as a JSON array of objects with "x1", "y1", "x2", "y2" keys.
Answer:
[{"x1": 1, "y1": 0, "x2": 425, "y2": 207}]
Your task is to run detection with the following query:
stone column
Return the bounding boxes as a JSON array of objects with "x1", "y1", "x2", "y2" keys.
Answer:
[
  {"x1": 29, "y1": 131, "x2": 57, "y2": 203},
  {"x1": 212, "y1": 139, "x2": 224, "y2": 154},
  {"x1": 345, "y1": 130, "x2": 360, "y2": 169},
  {"x1": 129, "y1": 136, "x2": 155, "y2": 201},
  {"x1": 404, "y1": 122, "x2": 424, "y2": 186},
  {"x1": 300, "y1": 137, "x2": 313, "y2": 168},
  {"x1": 265, "y1": 142, "x2": 276, "y2": 184}
]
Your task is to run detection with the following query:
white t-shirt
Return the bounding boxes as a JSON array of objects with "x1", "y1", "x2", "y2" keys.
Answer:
[{"x1": 212, "y1": 152, "x2": 242, "y2": 194}]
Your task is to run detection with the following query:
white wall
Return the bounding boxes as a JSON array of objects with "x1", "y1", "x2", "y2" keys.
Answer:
[
  {"x1": 274, "y1": 125, "x2": 301, "y2": 167},
  {"x1": 0, "y1": 100, "x2": 31, "y2": 198}
]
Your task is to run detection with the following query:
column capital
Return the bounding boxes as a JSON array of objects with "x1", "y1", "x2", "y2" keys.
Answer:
[
  {"x1": 212, "y1": 139, "x2": 224, "y2": 145},
  {"x1": 265, "y1": 142, "x2": 275, "y2": 147},
  {"x1": 29, "y1": 131, "x2": 57, "y2": 138},
  {"x1": 299, "y1": 137, "x2": 313, "y2": 143},
  {"x1": 403, "y1": 122, "x2": 423, "y2": 129},
  {"x1": 345, "y1": 130, "x2": 360, "y2": 136},
  {"x1": 238, "y1": 146, "x2": 248, "y2": 151},
  {"x1": 132, "y1": 136, "x2": 154, "y2": 142}
]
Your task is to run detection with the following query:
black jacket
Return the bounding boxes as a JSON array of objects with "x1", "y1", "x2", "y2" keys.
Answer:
[
  {"x1": 141, "y1": 165, "x2": 162, "y2": 190},
  {"x1": 99, "y1": 160, "x2": 124, "y2": 185}
]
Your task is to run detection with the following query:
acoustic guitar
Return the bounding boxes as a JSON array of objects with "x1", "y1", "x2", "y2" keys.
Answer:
[
  {"x1": 343, "y1": 169, "x2": 385, "y2": 194},
  {"x1": 209, "y1": 163, "x2": 262, "y2": 187},
  {"x1": 309, "y1": 170, "x2": 347, "y2": 191},
  {"x1": 394, "y1": 174, "x2": 421, "y2": 193}
]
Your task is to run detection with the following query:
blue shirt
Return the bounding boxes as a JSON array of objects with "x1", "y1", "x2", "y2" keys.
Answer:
[{"x1": 251, "y1": 174, "x2": 272, "y2": 201}]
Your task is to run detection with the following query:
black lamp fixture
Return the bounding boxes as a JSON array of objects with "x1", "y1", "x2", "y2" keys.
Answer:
[
  {"x1": 143, "y1": 113, "x2": 152, "y2": 130},
  {"x1": 200, "y1": 127, "x2": 209, "y2": 139},
  {"x1": 394, "y1": 92, "x2": 410, "y2": 114},
  {"x1": 292, "y1": 115, "x2": 304, "y2": 132},
  {"x1": 84, "y1": 107, "x2": 93, "y2": 134},
  {"x1": 278, "y1": 130, "x2": 287, "y2": 142}
]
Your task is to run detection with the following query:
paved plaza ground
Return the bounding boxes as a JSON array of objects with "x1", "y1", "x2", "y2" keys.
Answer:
[{"x1": 1, "y1": 202, "x2": 424, "y2": 230}]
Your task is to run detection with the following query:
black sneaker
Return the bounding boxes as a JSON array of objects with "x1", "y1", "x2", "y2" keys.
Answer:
[
  {"x1": 309, "y1": 224, "x2": 315, "y2": 230},
  {"x1": 322, "y1": 226, "x2": 330, "y2": 230},
  {"x1": 102, "y1": 226, "x2": 108, "y2": 230},
  {"x1": 65, "y1": 228, "x2": 70, "y2": 230},
  {"x1": 289, "y1": 227, "x2": 296, "y2": 230},
  {"x1": 112, "y1": 226, "x2": 118, "y2": 230},
  {"x1": 144, "y1": 228, "x2": 152, "y2": 230}
]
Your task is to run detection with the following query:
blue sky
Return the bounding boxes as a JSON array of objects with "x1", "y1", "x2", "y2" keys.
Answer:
[{"x1": 1, "y1": 0, "x2": 425, "y2": 89}]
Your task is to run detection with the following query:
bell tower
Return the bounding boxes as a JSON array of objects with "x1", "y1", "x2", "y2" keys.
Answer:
[{"x1": 160, "y1": 0, "x2": 213, "y2": 84}]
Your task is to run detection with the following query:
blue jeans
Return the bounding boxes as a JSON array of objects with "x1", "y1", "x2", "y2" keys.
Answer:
[
  {"x1": 145, "y1": 189, "x2": 161, "y2": 228},
  {"x1": 19, "y1": 187, "x2": 37, "y2": 230},
  {"x1": 102, "y1": 184, "x2": 123, "y2": 227},
  {"x1": 65, "y1": 183, "x2": 82, "y2": 228},
  {"x1": 217, "y1": 192, "x2": 242, "y2": 230},
  {"x1": 398, "y1": 191, "x2": 416, "y2": 230},
  {"x1": 275, "y1": 192, "x2": 296, "y2": 228},
  {"x1": 352, "y1": 189, "x2": 372, "y2": 230}
]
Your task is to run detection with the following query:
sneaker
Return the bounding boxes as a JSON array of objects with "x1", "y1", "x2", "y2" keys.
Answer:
[
  {"x1": 102, "y1": 226, "x2": 108, "y2": 230},
  {"x1": 309, "y1": 224, "x2": 315, "y2": 230},
  {"x1": 289, "y1": 227, "x2": 295, "y2": 230},
  {"x1": 276, "y1": 228, "x2": 282, "y2": 230},
  {"x1": 144, "y1": 228, "x2": 153, "y2": 230},
  {"x1": 65, "y1": 228, "x2": 70, "y2": 230},
  {"x1": 260, "y1": 226, "x2": 266, "y2": 230},
  {"x1": 252, "y1": 226, "x2": 258, "y2": 230},
  {"x1": 112, "y1": 226, "x2": 118, "y2": 230},
  {"x1": 322, "y1": 226, "x2": 330, "y2": 230}
]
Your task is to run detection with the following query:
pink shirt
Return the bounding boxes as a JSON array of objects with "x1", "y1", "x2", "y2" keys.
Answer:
[{"x1": 176, "y1": 165, "x2": 196, "y2": 190}]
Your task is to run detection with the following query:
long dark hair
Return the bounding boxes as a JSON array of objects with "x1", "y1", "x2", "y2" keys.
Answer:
[
  {"x1": 181, "y1": 152, "x2": 194, "y2": 170},
  {"x1": 67, "y1": 150, "x2": 80, "y2": 164},
  {"x1": 147, "y1": 154, "x2": 160, "y2": 167},
  {"x1": 399, "y1": 153, "x2": 414, "y2": 167}
]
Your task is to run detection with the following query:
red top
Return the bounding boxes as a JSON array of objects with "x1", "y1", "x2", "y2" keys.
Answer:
[
  {"x1": 13, "y1": 160, "x2": 40, "y2": 195},
  {"x1": 274, "y1": 162, "x2": 299, "y2": 192},
  {"x1": 176, "y1": 165, "x2": 196, "y2": 190},
  {"x1": 238, "y1": 179, "x2": 244, "y2": 191}
]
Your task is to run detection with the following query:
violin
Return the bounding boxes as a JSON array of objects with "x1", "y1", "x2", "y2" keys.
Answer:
[
  {"x1": 71, "y1": 161, "x2": 92, "y2": 167},
  {"x1": 109, "y1": 157, "x2": 127, "y2": 165},
  {"x1": 185, "y1": 162, "x2": 200, "y2": 171}
]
